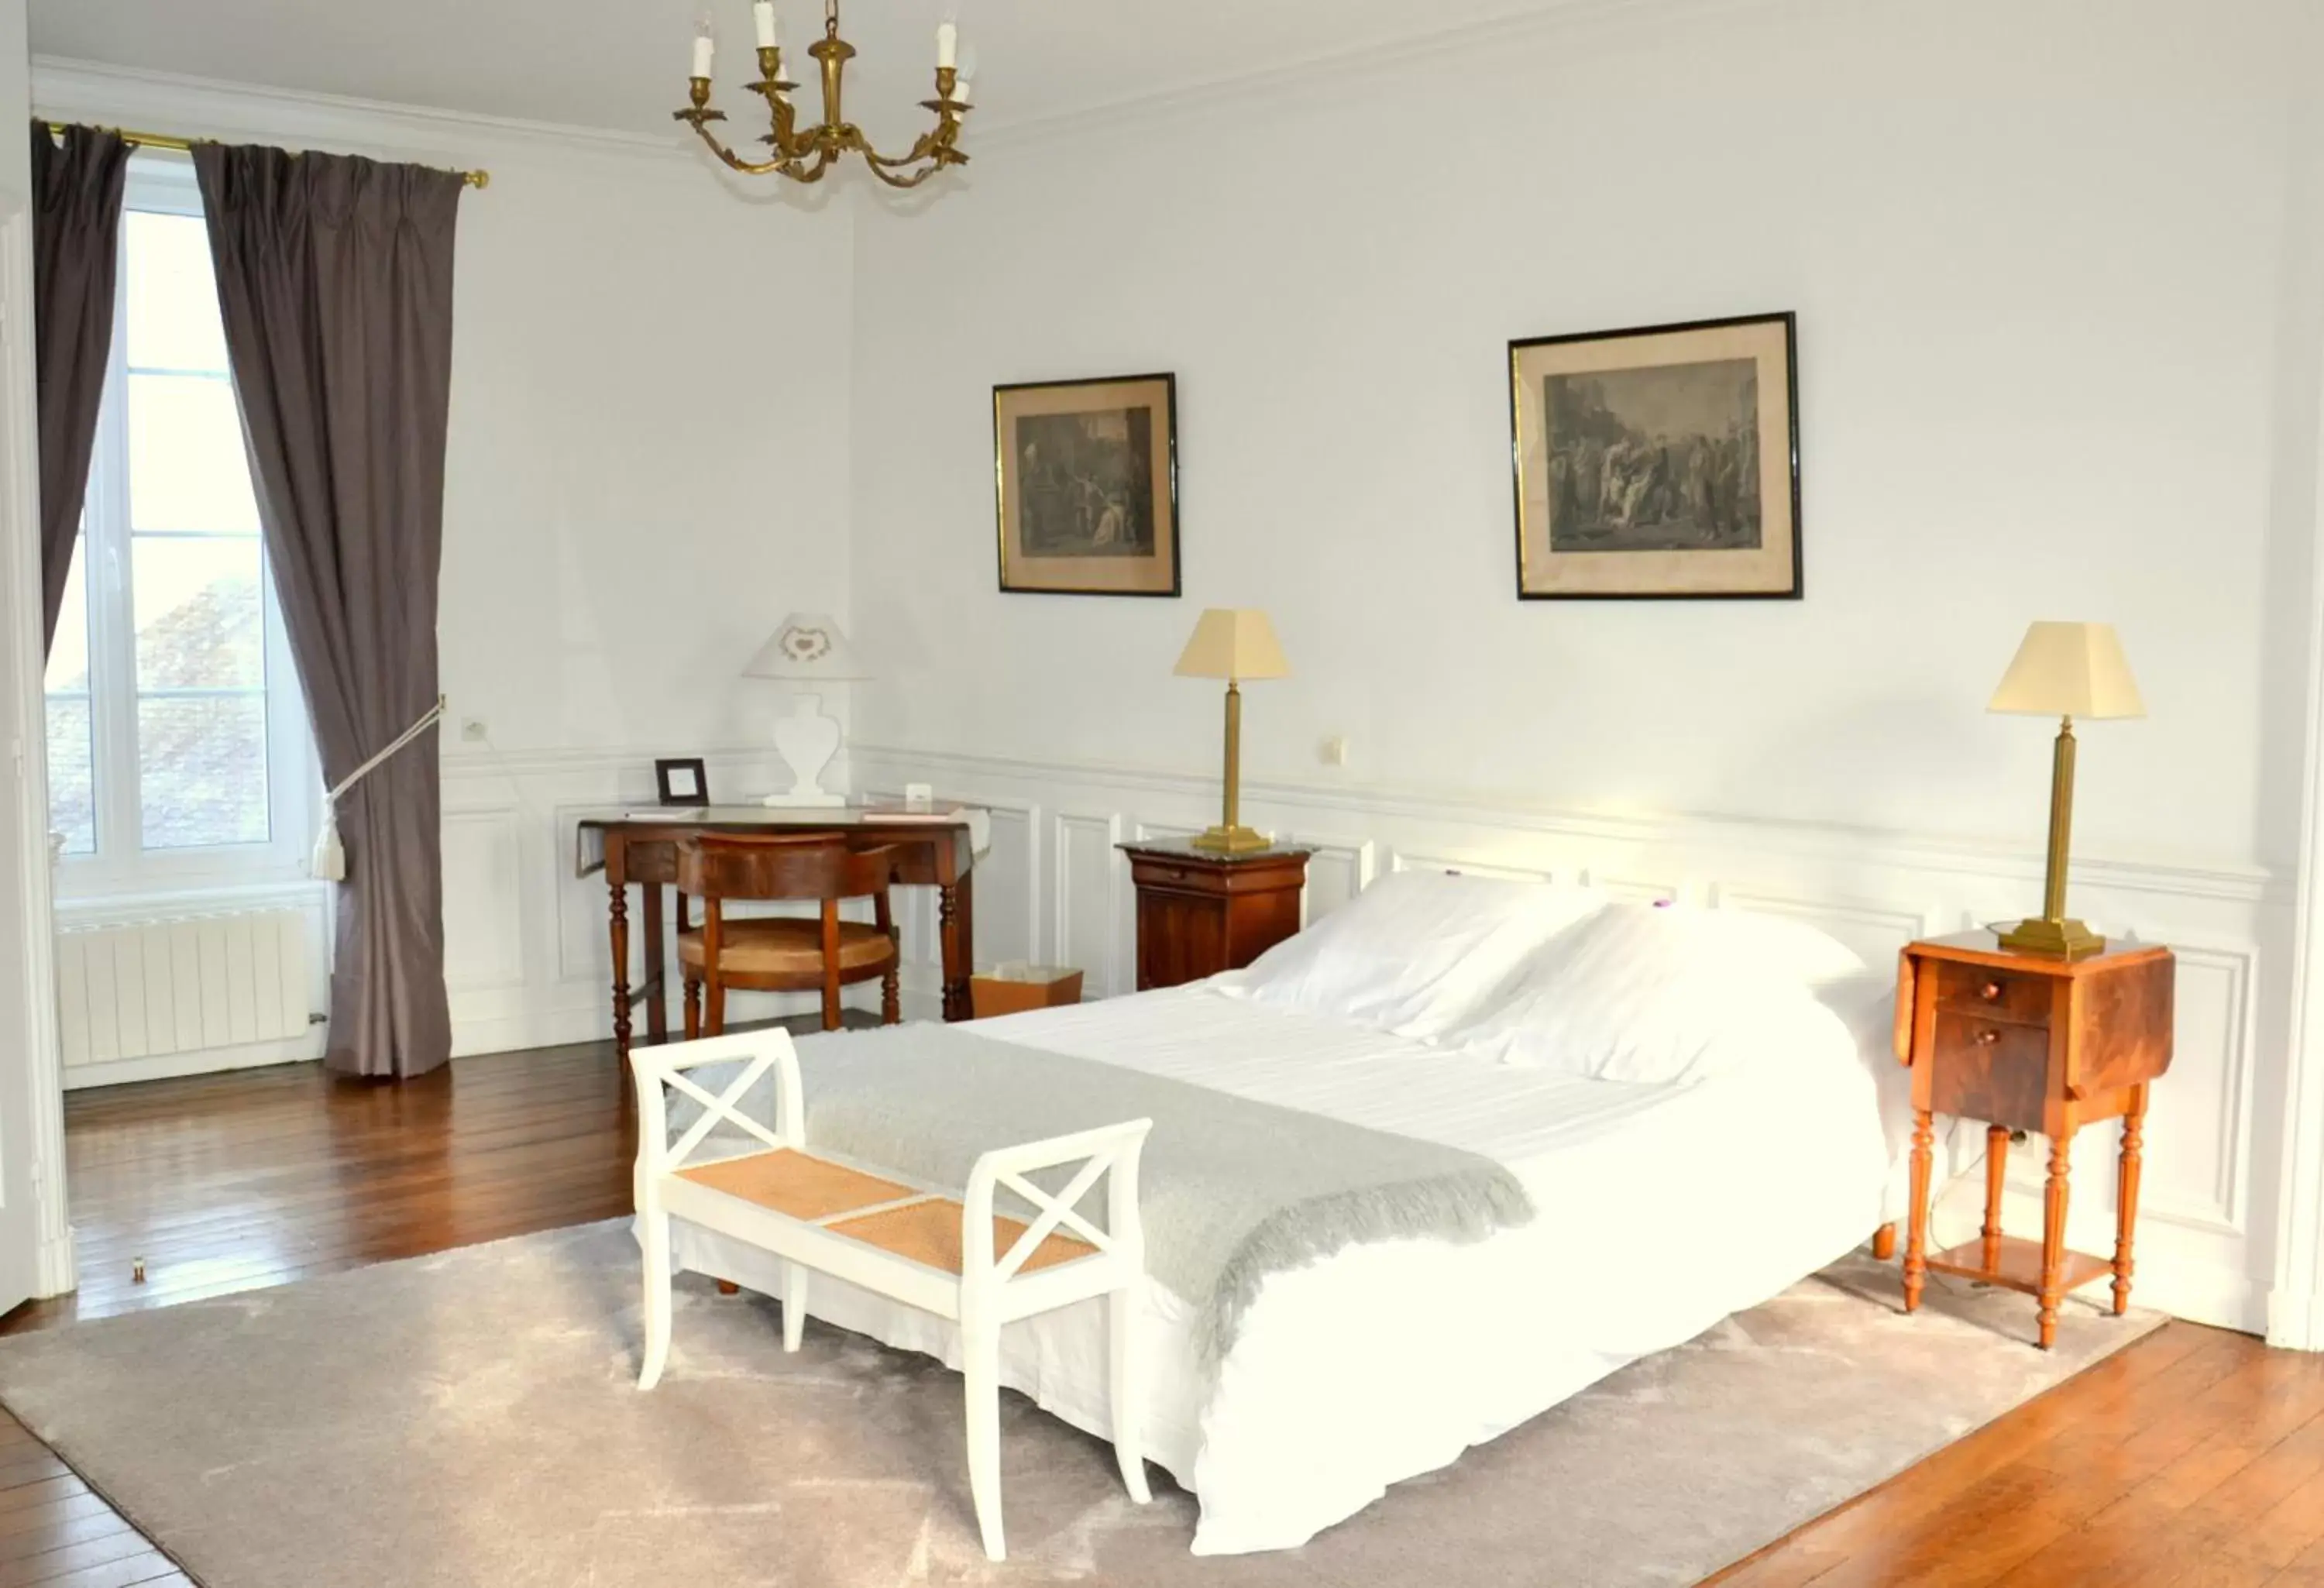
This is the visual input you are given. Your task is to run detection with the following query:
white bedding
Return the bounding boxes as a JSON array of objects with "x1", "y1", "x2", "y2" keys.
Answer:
[{"x1": 663, "y1": 984, "x2": 1896, "y2": 1555}]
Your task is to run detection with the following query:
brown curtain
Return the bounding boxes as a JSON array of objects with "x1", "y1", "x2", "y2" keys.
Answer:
[
  {"x1": 193, "y1": 145, "x2": 462, "y2": 1080},
  {"x1": 29, "y1": 122, "x2": 129, "y2": 655}
]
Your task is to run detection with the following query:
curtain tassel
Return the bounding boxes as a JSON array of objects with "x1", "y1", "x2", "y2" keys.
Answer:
[{"x1": 312, "y1": 696, "x2": 448, "y2": 882}]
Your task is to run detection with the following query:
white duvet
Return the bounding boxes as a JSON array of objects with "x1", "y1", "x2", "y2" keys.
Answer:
[{"x1": 663, "y1": 982, "x2": 1898, "y2": 1555}]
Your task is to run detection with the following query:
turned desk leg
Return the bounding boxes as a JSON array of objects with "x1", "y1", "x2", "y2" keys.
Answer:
[
  {"x1": 2038, "y1": 1130, "x2": 2075, "y2": 1350},
  {"x1": 1982, "y1": 1124, "x2": 2010, "y2": 1272},
  {"x1": 939, "y1": 882, "x2": 972, "y2": 1023},
  {"x1": 641, "y1": 882, "x2": 667, "y2": 1046},
  {"x1": 2114, "y1": 1084, "x2": 2148, "y2": 1316},
  {"x1": 607, "y1": 875, "x2": 633, "y2": 1061},
  {"x1": 1871, "y1": 1223, "x2": 1896, "y2": 1261},
  {"x1": 1903, "y1": 1109, "x2": 1934, "y2": 1313}
]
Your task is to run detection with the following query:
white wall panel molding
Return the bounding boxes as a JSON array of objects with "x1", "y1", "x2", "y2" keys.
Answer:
[
  {"x1": 441, "y1": 807, "x2": 527, "y2": 995},
  {"x1": 856, "y1": 744, "x2": 2281, "y2": 909},
  {"x1": 1051, "y1": 813, "x2": 1124, "y2": 997},
  {"x1": 1281, "y1": 834, "x2": 1375, "y2": 926}
]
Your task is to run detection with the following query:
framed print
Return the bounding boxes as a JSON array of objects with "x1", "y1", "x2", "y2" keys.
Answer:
[
  {"x1": 995, "y1": 373, "x2": 1180, "y2": 597},
  {"x1": 1510, "y1": 312, "x2": 1800, "y2": 600},
  {"x1": 654, "y1": 757, "x2": 708, "y2": 806}
]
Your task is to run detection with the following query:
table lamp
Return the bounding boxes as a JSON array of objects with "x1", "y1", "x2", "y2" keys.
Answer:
[
  {"x1": 744, "y1": 612, "x2": 869, "y2": 808},
  {"x1": 1174, "y1": 608, "x2": 1289, "y2": 854},
  {"x1": 1987, "y1": 620, "x2": 2145, "y2": 957}
]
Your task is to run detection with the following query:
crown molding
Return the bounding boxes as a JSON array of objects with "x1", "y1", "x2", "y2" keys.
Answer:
[
  {"x1": 31, "y1": 56, "x2": 696, "y2": 176},
  {"x1": 970, "y1": 0, "x2": 1784, "y2": 148}
]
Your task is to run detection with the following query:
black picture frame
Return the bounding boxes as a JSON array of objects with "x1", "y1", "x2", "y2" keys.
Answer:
[
  {"x1": 993, "y1": 371, "x2": 1182, "y2": 598},
  {"x1": 654, "y1": 758, "x2": 709, "y2": 806},
  {"x1": 1508, "y1": 311, "x2": 1802, "y2": 600}
]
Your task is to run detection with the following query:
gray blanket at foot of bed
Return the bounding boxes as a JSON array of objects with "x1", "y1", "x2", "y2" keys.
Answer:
[{"x1": 693, "y1": 1024, "x2": 1534, "y2": 1364}]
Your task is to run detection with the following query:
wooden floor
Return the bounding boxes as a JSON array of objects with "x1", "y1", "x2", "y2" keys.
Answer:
[{"x1": 0, "y1": 1036, "x2": 2313, "y2": 1586}]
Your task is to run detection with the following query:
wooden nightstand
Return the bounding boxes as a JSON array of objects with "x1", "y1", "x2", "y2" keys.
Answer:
[
  {"x1": 1894, "y1": 933, "x2": 2174, "y2": 1349},
  {"x1": 1119, "y1": 840, "x2": 1312, "y2": 992}
]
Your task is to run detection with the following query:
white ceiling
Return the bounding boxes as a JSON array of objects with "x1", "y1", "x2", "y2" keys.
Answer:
[{"x1": 30, "y1": 0, "x2": 1573, "y2": 140}]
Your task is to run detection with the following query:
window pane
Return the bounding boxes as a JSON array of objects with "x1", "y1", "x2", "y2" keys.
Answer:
[
  {"x1": 128, "y1": 373, "x2": 259, "y2": 534},
  {"x1": 125, "y1": 210, "x2": 230, "y2": 373},
  {"x1": 45, "y1": 696, "x2": 94, "y2": 855},
  {"x1": 43, "y1": 538, "x2": 88, "y2": 693},
  {"x1": 134, "y1": 535, "x2": 264, "y2": 690},
  {"x1": 138, "y1": 695, "x2": 270, "y2": 849}
]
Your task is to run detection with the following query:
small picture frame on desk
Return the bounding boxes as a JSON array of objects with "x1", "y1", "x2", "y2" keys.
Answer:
[{"x1": 654, "y1": 758, "x2": 709, "y2": 806}]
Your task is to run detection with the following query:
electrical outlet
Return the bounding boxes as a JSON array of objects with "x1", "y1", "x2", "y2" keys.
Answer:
[
  {"x1": 460, "y1": 718, "x2": 488, "y2": 742},
  {"x1": 1319, "y1": 735, "x2": 1349, "y2": 768}
]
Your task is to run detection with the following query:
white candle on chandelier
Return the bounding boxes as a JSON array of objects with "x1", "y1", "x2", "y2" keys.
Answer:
[
  {"x1": 754, "y1": 1, "x2": 778, "y2": 49},
  {"x1": 937, "y1": 20, "x2": 957, "y2": 69},
  {"x1": 691, "y1": 21, "x2": 715, "y2": 79}
]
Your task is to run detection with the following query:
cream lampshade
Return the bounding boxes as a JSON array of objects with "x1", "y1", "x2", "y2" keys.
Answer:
[
  {"x1": 1174, "y1": 608, "x2": 1290, "y2": 854},
  {"x1": 1987, "y1": 621, "x2": 2145, "y2": 957},
  {"x1": 744, "y1": 612, "x2": 871, "y2": 809}
]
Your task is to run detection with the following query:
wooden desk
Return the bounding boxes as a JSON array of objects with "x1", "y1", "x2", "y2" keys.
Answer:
[
  {"x1": 578, "y1": 809, "x2": 977, "y2": 1056},
  {"x1": 1895, "y1": 932, "x2": 2174, "y2": 1349}
]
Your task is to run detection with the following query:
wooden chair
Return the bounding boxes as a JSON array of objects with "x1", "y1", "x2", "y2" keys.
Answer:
[
  {"x1": 632, "y1": 1029, "x2": 1155, "y2": 1561},
  {"x1": 676, "y1": 834, "x2": 902, "y2": 1035}
]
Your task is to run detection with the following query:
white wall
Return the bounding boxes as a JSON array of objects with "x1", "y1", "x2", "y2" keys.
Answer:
[
  {"x1": 31, "y1": 62, "x2": 862, "y2": 1057},
  {"x1": 845, "y1": 0, "x2": 2324, "y2": 1335},
  {"x1": 851, "y1": 0, "x2": 2310, "y2": 869}
]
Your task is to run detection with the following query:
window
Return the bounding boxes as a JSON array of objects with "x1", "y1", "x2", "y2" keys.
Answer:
[{"x1": 43, "y1": 160, "x2": 318, "y2": 892}]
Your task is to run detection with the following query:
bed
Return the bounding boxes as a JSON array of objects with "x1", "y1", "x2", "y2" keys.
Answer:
[{"x1": 659, "y1": 880, "x2": 1903, "y2": 1555}]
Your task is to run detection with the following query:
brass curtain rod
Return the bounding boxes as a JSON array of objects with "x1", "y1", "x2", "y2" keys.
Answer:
[{"x1": 45, "y1": 122, "x2": 490, "y2": 189}]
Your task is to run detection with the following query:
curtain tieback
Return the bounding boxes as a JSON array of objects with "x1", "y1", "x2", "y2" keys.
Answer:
[{"x1": 312, "y1": 696, "x2": 448, "y2": 882}]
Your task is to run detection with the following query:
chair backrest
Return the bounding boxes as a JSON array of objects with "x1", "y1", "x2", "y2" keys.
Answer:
[{"x1": 677, "y1": 834, "x2": 898, "y2": 903}]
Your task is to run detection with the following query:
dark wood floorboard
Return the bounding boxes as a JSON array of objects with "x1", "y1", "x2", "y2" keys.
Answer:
[{"x1": 0, "y1": 1023, "x2": 2305, "y2": 1586}]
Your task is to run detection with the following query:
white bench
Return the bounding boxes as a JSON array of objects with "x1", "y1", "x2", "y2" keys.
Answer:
[{"x1": 630, "y1": 1029, "x2": 1155, "y2": 1561}]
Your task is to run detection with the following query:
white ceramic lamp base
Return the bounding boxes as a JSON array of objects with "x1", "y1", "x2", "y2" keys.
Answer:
[{"x1": 765, "y1": 692, "x2": 847, "y2": 808}]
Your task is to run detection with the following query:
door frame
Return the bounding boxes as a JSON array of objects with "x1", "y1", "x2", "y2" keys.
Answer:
[{"x1": 0, "y1": 187, "x2": 77, "y2": 1303}]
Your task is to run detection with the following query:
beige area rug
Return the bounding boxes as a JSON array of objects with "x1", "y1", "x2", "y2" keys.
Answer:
[{"x1": 0, "y1": 1220, "x2": 2161, "y2": 1587}]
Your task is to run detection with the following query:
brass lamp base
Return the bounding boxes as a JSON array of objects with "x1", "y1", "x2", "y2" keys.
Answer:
[
  {"x1": 1191, "y1": 823, "x2": 1272, "y2": 855},
  {"x1": 1996, "y1": 915, "x2": 2106, "y2": 960}
]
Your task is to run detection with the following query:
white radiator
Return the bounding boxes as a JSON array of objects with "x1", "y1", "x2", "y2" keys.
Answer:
[{"x1": 54, "y1": 909, "x2": 315, "y2": 1070}]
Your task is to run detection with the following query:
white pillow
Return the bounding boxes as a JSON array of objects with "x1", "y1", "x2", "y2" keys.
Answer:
[
  {"x1": 1451, "y1": 902, "x2": 1869, "y2": 1084},
  {"x1": 1214, "y1": 869, "x2": 1607, "y2": 1039}
]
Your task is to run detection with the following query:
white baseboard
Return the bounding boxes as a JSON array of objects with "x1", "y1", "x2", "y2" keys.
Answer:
[
  {"x1": 35, "y1": 1225, "x2": 75, "y2": 1301},
  {"x1": 61, "y1": 1029, "x2": 327, "y2": 1091},
  {"x1": 2270, "y1": 1287, "x2": 2324, "y2": 1350}
]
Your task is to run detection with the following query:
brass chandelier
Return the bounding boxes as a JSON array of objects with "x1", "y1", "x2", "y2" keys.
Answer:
[{"x1": 676, "y1": 0, "x2": 971, "y2": 187}]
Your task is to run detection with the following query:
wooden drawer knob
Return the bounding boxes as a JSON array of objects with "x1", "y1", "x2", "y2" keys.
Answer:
[
  {"x1": 1977, "y1": 1028, "x2": 2002, "y2": 1047},
  {"x1": 1980, "y1": 981, "x2": 2003, "y2": 1000}
]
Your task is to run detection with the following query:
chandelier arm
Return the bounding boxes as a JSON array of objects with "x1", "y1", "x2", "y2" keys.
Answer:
[
  {"x1": 860, "y1": 110, "x2": 969, "y2": 189},
  {"x1": 750, "y1": 88, "x2": 820, "y2": 162},
  {"x1": 682, "y1": 118, "x2": 816, "y2": 180}
]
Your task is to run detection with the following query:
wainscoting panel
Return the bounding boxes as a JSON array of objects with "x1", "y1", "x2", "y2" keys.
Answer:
[
  {"x1": 442, "y1": 806, "x2": 526, "y2": 994},
  {"x1": 978, "y1": 803, "x2": 1041, "y2": 968},
  {"x1": 854, "y1": 741, "x2": 2291, "y2": 1334},
  {"x1": 1053, "y1": 813, "x2": 1124, "y2": 996}
]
